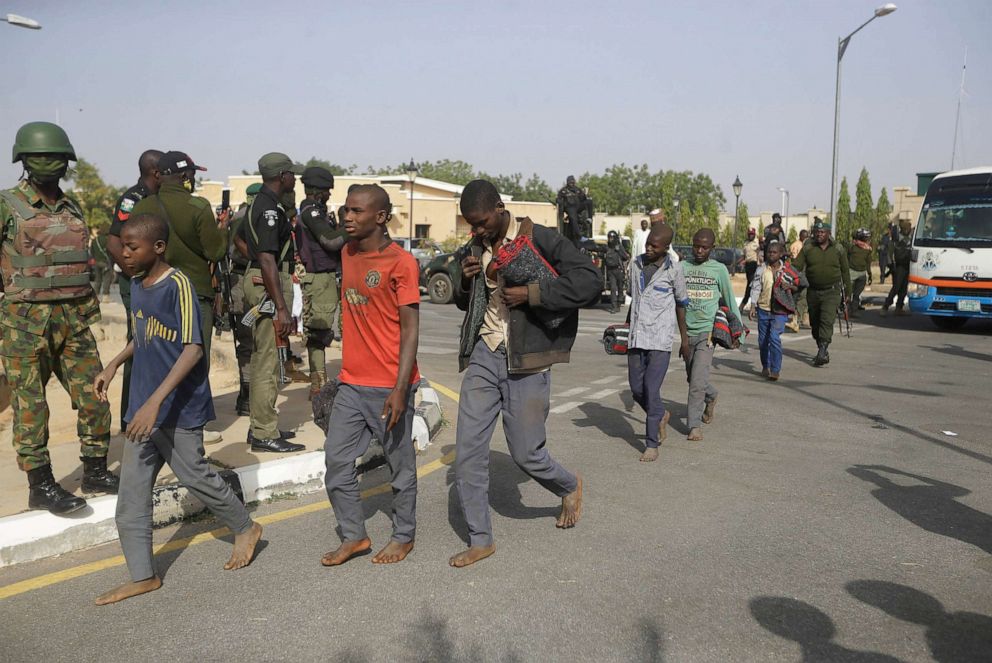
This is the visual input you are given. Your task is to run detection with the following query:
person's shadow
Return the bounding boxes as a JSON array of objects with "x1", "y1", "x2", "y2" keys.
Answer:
[
  {"x1": 846, "y1": 580, "x2": 992, "y2": 663},
  {"x1": 446, "y1": 445, "x2": 560, "y2": 545},
  {"x1": 847, "y1": 465, "x2": 992, "y2": 555},
  {"x1": 749, "y1": 596, "x2": 905, "y2": 662}
]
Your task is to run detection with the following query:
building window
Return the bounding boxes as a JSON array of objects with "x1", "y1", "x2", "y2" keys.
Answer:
[{"x1": 415, "y1": 224, "x2": 431, "y2": 239}]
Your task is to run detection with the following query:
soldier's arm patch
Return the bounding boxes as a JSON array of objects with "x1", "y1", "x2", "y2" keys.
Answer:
[
  {"x1": 120, "y1": 198, "x2": 135, "y2": 213},
  {"x1": 264, "y1": 210, "x2": 279, "y2": 227}
]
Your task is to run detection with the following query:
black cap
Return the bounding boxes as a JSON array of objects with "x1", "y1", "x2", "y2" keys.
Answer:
[
  {"x1": 158, "y1": 151, "x2": 206, "y2": 176},
  {"x1": 301, "y1": 166, "x2": 334, "y2": 190}
]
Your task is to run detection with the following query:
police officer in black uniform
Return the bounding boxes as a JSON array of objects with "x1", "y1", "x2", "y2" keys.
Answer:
[
  {"x1": 242, "y1": 153, "x2": 306, "y2": 453},
  {"x1": 106, "y1": 148, "x2": 163, "y2": 422},
  {"x1": 556, "y1": 175, "x2": 590, "y2": 247},
  {"x1": 296, "y1": 167, "x2": 350, "y2": 399}
]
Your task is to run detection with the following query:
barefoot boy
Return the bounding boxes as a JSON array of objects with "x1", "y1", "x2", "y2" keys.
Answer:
[
  {"x1": 321, "y1": 185, "x2": 421, "y2": 567},
  {"x1": 448, "y1": 179, "x2": 599, "y2": 568},
  {"x1": 680, "y1": 228, "x2": 740, "y2": 442},
  {"x1": 627, "y1": 224, "x2": 689, "y2": 462},
  {"x1": 94, "y1": 214, "x2": 261, "y2": 605}
]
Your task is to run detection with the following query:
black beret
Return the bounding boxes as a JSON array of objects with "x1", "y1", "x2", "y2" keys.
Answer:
[{"x1": 301, "y1": 167, "x2": 334, "y2": 189}]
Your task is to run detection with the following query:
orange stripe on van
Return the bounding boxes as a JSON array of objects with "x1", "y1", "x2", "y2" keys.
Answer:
[{"x1": 908, "y1": 275, "x2": 992, "y2": 288}]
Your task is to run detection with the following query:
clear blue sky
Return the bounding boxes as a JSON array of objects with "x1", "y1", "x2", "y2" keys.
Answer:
[{"x1": 1, "y1": 0, "x2": 989, "y2": 214}]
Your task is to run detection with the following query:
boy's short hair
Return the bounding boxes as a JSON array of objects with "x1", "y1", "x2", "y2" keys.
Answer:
[
  {"x1": 125, "y1": 213, "x2": 170, "y2": 244},
  {"x1": 460, "y1": 179, "x2": 501, "y2": 215},
  {"x1": 349, "y1": 184, "x2": 391, "y2": 214}
]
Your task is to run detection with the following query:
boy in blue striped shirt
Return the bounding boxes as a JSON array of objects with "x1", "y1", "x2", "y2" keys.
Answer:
[{"x1": 93, "y1": 213, "x2": 261, "y2": 605}]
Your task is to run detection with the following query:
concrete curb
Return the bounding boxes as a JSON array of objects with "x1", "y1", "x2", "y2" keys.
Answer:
[{"x1": 0, "y1": 379, "x2": 445, "y2": 568}]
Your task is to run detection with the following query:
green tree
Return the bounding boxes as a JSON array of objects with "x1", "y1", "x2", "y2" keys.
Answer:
[
  {"x1": 68, "y1": 158, "x2": 121, "y2": 230},
  {"x1": 415, "y1": 159, "x2": 476, "y2": 185},
  {"x1": 303, "y1": 157, "x2": 356, "y2": 176},
  {"x1": 853, "y1": 167, "x2": 874, "y2": 241},
  {"x1": 873, "y1": 187, "x2": 892, "y2": 255},
  {"x1": 836, "y1": 177, "x2": 853, "y2": 242},
  {"x1": 521, "y1": 173, "x2": 554, "y2": 202}
]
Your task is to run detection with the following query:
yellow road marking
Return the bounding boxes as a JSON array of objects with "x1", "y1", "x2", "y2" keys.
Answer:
[{"x1": 0, "y1": 380, "x2": 461, "y2": 601}]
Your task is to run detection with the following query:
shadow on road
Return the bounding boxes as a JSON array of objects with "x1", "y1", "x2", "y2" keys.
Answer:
[
  {"x1": 573, "y1": 401, "x2": 640, "y2": 451},
  {"x1": 444, "y1": 446, "x2": 560, "y2": 545},
  {"x1": 401, "y1": 609, "x2": 523, "y2": 663},
  {"x1": 847, "y1": 465, "x2": 992, "y2": 555},
  {"x1": 749, "y1": 596, "x2": 905, "y2": 662},
  {"x1": 845, "y1": 580, "x2": 992, "y2": 663},
  {"x1": 918, "y1": 344, "x2": 992, "y2": 364}
]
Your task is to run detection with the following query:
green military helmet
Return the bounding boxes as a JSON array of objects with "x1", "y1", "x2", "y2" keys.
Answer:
[
  {"x1": 246, "y1": 183, "x2": 263, "y2": 195},
  {"x1": 12, "y1": 121, "x2": 77, "y2": 163}
]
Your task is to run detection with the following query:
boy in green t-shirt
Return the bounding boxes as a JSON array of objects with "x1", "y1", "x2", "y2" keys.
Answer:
[{"x1": 680, "y1": 229, "x2": 741, "y2": 441}]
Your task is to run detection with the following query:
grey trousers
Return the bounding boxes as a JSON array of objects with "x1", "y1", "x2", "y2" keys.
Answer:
[
  {"x1": 116, "y1": 426, "x2": 252, "y2": 581},
  {"x1": 684, "y1": 333, "x2": 717, "y2": 429},
  {"x1": 455, "y1": 341, "x2": 578, "y2": 548},
  {"x1": 324, "y1": 383, "x2": 418, "y2": 544}
]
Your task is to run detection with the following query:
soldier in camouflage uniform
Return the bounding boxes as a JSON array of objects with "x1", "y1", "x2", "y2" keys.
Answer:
[{"x1": 0, "y1": 122, "x2": 118, "y2": 515}]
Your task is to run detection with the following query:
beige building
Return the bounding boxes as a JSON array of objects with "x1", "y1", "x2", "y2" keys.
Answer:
[
  {"x1": 198, "y1": 175, "x2": 557, "y2": 244},
  {"x1": 890, "y1": 186, "x2": 923, "y2": 223}
]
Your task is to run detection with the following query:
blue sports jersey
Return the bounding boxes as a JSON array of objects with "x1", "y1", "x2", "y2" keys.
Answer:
[{"x1": 125, "y1": 269, "x2": 215, "y2": 428}]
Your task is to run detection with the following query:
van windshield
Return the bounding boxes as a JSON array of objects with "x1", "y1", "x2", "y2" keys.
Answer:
[{"x1": 916, "y1": 179, "x2": 992, "y2": 247}]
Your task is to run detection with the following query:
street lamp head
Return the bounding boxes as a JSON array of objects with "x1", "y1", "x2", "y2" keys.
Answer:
[
  {"x1": 4, "y1": 13, "x2": 42, "y2": 29},
  {"x1": 732, "y1": 176, "x2": 743, "y2": 198},
  {"x1": 874, "y1": 3, "x2": 897, "y2": 17},
  {"x1": 405, "y1": 158, "x2": 418, "y2": 181}
]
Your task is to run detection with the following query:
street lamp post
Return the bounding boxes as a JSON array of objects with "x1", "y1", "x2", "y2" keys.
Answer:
[
  {"x1": 777, "y1": 187, "x2": 790, "y2": 233},
  {"x1": 405, "y1": 158, "x2": 418, "y2": 243},
  {"x1": 732, "y1": 176, "x2": 743, "y2": 274},
  {"x1": 3, "y1": 13, "x2": 41, "y2": 29},
  {"x1": 829, "y1": 3, "x2": 897, "y2": 236},
  {"x1": 673, "y1": 198, "x2": 680, "y2": 241}
]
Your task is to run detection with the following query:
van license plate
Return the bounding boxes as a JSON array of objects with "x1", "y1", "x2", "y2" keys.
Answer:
[{"x1": 957, "y1": 300, "x2": 981, "y2": 312}]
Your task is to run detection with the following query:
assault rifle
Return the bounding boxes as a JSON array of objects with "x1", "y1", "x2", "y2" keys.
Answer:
[
  {"x1": 241, "y1": 294, "x2": 288, "y2": 385},
  {"x1": 837, "y1": 286, "x2": 852, "y2": 338}
]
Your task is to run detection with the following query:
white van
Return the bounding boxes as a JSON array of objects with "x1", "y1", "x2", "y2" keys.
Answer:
[{"x1": 909, "y1": 167, "x2": 992, "y2": 329}]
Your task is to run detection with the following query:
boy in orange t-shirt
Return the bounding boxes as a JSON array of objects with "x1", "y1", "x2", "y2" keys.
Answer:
[{"x1": 320, "y1": 184, "x2": 421, "y2": 567}]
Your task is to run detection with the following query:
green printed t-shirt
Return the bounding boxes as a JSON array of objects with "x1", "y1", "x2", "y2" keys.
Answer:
[{"x1": 681, "y1": 258, "x2": 740, "y2": 337}]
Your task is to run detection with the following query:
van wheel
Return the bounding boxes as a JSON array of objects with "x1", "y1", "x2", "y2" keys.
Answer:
[
  {"x1": 930, "y1": 316, "x2": 968, "y2": 331},
  {"x1": 428, "y1": 273, "x2": 454, "y2": 305}
]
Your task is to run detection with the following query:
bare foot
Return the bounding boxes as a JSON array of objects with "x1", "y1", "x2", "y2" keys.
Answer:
[
  {"x1": 687, "y1": 427, "x2": 703, "y2": 441},
  {"x1": 658, "y1": 410, "x2": 671, "y2": 443},
  {"x1": 321, "y1": 537, "x2": 372, "y2": 566},
  {"x1": 372, "y1": 540, "x2": 414, "y2": 564},
  {"x1": 640, "y1": 447, "x2": 659, "y2": 462},
  {"x1": 449, "y1": 544, "x2": 496, "y2": 568},
  {"x1": 702, "y1": 397, "x2": 717, "y2": 424},
  {"x1": 225, "y1": 522, "x2": 262, "y2": 570},
  {"x1": 556, "y1": 476, "x2": 583, "y2": 528},
  {"x1": 95, "y1": 576, "x2": 162, "y2": 605}
]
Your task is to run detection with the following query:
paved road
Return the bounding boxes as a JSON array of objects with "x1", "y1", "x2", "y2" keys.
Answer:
[{"x1": 1, "y1": 302, "x2": 990, "y2": 662}]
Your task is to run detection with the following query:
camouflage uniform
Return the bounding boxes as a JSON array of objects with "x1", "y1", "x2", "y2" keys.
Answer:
[{"x1": 0, "y1": 181, "x2": 111, "y2": 471}]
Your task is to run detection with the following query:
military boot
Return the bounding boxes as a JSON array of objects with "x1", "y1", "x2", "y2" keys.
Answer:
[
  {"x1": 236, "y1": 383, "x2": 250, "y2": 416},
  {"x1": 813, "y1": 342, "x2": 830, "y2": 366},
  {"x1": 27, "y1": 465, "x2": 87, "y2": 515},
  {"x1": 309, "y1": 370, "x2": 326, "y2": 401},
  {"x1": 81, "y1": 457, "x2": 120, "y2": 494}
]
